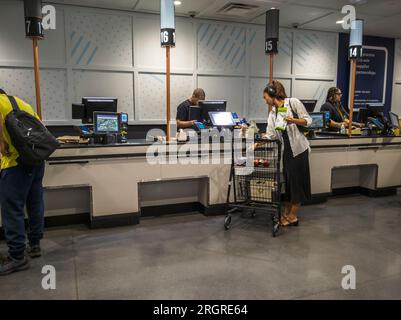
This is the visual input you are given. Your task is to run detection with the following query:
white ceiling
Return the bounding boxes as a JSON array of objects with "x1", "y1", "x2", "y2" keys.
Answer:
[{"x1": 35, "y1": 0, "x2": 401, "y2": 38}]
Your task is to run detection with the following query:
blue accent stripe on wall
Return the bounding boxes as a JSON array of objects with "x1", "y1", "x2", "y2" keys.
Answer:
[
  {"x1": 213, "y1": 32, "x2": 224, "y2": 50},
  {"x1": 236, "y1": 51, "x2": 246, "y2": 68},
  {"x1": 207, "y1": 28, "x2": 218, "y2": 47},
  {"x1": 225, "y1": 43, "x2": 236, "y2": 61},
  {"x1": 76, "y1": 41, "x2": 91, "y2": 65},
  {"x1": 231, "y1": 47, "x2": 241, "y2": 64},
  {"x1": 71, "y1": 36, "x2": 83, "y2": 57},
  {"x1": 235, "y1": 29, "x2": 244, "y2": 41},
  {"x1": 219, "y1": 38, "x2": 230, "y2": 56},
  {"x1": 279, "y1": 46, "x2": 291, "y2": 57},
  {"x1": 86, "y1": 46, "x2": 98, "y2": 65},
  {"x1": 200, "y1": 24, "x2": 211, "y2": 42},
  {"x1": 249, "y1": 31, "x2": 256, "y2": 46},
  {"x1": 301, "y1": 39, "x2": 313, "y2": 50}
]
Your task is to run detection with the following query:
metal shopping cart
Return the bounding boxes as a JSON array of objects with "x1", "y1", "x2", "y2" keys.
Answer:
[{"x1": 224, "y1": 139, "x2": 282, "y2": 237}]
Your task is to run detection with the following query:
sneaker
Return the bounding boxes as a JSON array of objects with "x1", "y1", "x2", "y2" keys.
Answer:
[
  {"x1": 27, "y1": 245, "x2": 42, "y2": 259},
  {"x1": 0, "y1": 255, "x2": 30, "y2": 276}
]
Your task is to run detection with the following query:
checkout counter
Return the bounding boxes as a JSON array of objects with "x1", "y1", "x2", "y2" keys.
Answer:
[
  {"x1": 37, "y1": 132, "x2": 401, "y2": 229},
  {"x1": 1, "y1": 104, "x2": 400, "y2": 231}
]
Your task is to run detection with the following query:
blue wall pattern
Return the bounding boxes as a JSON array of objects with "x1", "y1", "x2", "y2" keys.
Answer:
[
  {"x1": 69, "y1": 11, "x2": 132, "y2": 67},
  {"x1": 70, "y1": 31, "x2": 98, "y2": 65},
  {"x1": 198, "y1": 23, "x2": 247, "y2": 72},
  {"x1": 294, "y1": 31, "x2": 337, "y2": 76},
  {"x1": 248, "y1": 27, "x2": 293, "y2": 76}
]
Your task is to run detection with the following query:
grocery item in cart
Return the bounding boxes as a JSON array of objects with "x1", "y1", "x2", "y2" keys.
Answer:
[{"x1": 250, "y1": 178, "x2": 275, "y2": 202}]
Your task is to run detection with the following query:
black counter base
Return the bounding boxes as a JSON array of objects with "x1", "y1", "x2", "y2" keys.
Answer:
[
  {"x1": 90, "y1": 212, "x2": 140, "y2": 229},
  {"x1": 332, "y1": 186, "x2": 398, "y2": 198}
]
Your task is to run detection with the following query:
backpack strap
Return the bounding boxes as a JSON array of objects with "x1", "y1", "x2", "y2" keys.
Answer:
[{"x1": 7, "y1": 96, "x2": 20, "y2": 112}]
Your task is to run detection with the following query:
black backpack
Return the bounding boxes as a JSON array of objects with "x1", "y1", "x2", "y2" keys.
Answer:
[{"x1": 4, "y1": 94, "x2": 60, "y2": 166}]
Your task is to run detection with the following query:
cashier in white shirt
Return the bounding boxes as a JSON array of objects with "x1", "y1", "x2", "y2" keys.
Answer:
[{"x1": 263, "y1": 80, "x2": 312, "y2": 227}]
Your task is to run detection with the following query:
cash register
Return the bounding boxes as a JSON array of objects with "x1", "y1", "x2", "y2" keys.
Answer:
[{"x1": 72, "y1": 97, "x2": 129, "y2": 144}]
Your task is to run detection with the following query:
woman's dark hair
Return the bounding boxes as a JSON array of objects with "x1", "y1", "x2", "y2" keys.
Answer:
[
  {"x1": 263, "y1": 80, "x2": 287, "y2": 100},
  {"x1": 326, "y1": 87, "x2": 340, "y2": 105}
]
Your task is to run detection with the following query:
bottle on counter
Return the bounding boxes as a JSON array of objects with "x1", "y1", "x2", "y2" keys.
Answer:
[{"x1": 340, "y1": 123, "x2": 346, "y2": 134}]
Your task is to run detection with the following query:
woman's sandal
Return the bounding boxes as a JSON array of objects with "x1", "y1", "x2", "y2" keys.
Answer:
[{"x1": 281, "y1": 216, "x2": 299, "y2": 227}]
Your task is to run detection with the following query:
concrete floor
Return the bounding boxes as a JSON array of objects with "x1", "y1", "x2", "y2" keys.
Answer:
[{"x1": 1, "y1": 191, "x2": 401, "y2": 300}]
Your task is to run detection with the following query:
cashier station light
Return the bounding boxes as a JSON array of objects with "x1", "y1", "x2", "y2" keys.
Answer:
[
  {"x1": 265, "y1": 8, "x2": 279, "y2": 83},
  {"x1": 349, "y1": 19, "x2": 364, "y2": 59}
]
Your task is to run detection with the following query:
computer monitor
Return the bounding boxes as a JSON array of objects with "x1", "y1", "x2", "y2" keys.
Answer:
[
  {"x1": 93, "y1": 112, "x2": 120, "y2": 134},
  {"x1": 309, "y1": 112, "x2": 326, "y2": 130},
  {"x1": 389, "y1": 112, "x2": 400, "y2": 128},
  {"x1": 199, "y1": 100, "x2": 227, "y2": 125},
  {"x1": 189, "y1": 106, "x2": 201, "y2": 121},
  {"x1": 208, "y1": 112, "x2": 236, "y2": 127},
  {"x1": 367, "y1": 104, "x2": 384, "y2": 117},
  {"x1": 301, "y1": 100, "x2": 317, "y2": 113},
  {"x1": 358, "y1": 107, "x2": 369, "y2": 124},
  {"x1": 82, "y1": 97, "x2": 118, "y2": 124}
]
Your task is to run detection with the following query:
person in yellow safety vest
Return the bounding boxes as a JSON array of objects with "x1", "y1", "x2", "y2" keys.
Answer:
[{"x1": 0, "y1": 89, "x2": 45, "y2": 276}]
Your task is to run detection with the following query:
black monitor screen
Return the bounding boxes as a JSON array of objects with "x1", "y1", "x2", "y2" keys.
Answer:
[
  {"x1": 189, "y1": 106, "x2": 201, "y2": 121},
  {"x1": 199, "y1": 100, "x2": 227, "y2": 125},
  {"x1": 82, "y1": 97, "x2": 118, "y2": 123},
  {"x1": 367, "y1": 104, "x2": 384, "y2": 117},
  {"x1": 94, "y1": 112, "x2": 120, "y2": 134},
  {"x1": 301, "y1": 100, "x2": 317, "y2": 113},
  {"x1": 309, "y1": 112, "x2": 325, "y2": 129},
  {"x1": 358, "y1": 108, "x2": 369, "y2": 124},
  {"x1": 389, "y1": 112, "x2": 400, "y2": 128}
]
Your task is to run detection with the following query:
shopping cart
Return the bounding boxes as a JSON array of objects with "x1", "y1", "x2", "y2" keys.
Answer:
[{"x1": 224, "y1": 139, "x2": 282, "y2": 237}]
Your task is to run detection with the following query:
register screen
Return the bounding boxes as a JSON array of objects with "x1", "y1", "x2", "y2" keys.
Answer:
[
  {"x1": 310, "y1": 113, "x2": 325, "y2": 129},
  {"x1": 95, "y1": 114, "x2": 119, "y2": 133},
  {"x1": 209, "y1": 112, "x2": 236, "y2": 126}
]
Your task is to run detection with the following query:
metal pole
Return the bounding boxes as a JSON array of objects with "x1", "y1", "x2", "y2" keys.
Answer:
[
  {"x1": 32, "y1": 37, "x2": 42, "y2": 119},
  {"x1": 166, "y1": 46, "x2": 171, "y2": 142},
  {"x1": 348, "y1": 58, "x2": 357, "y2": 137},
  {"x1": 269, "y1": 53, "x2": 274, "y2": 83}
]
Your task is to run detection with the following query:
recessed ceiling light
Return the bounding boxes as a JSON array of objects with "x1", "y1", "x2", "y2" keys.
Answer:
[
  {"x1": 174, "y1": 0, "x2": 182, "y2": 5},
  {"x1": 336, "y1": 20, "x2": 344, "y2": 24}
]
